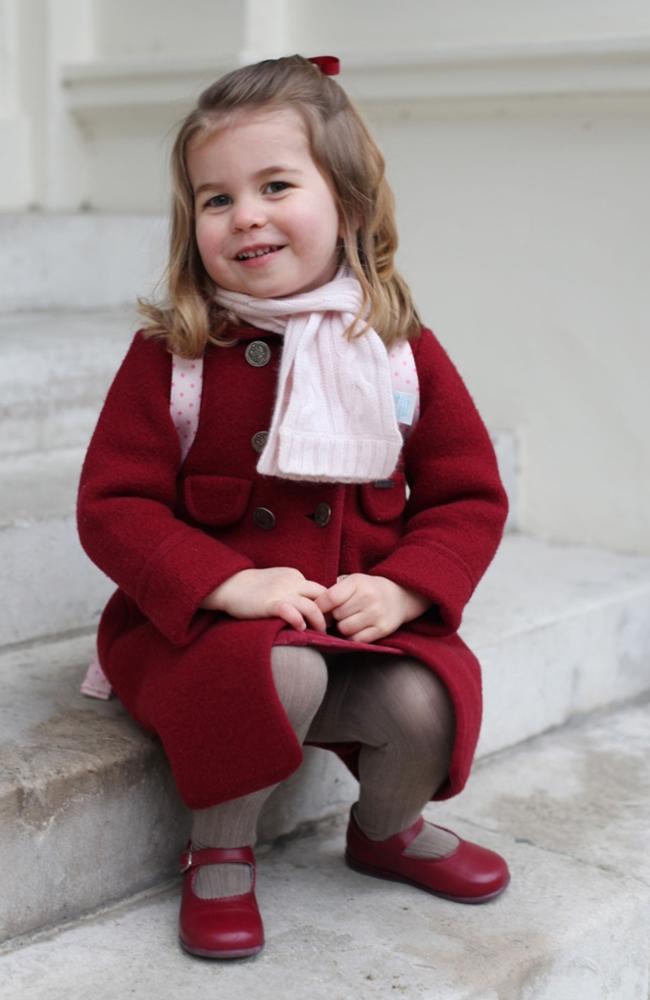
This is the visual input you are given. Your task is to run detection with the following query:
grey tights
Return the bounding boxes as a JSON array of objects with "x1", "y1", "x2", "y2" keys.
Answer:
[
  {"x1": 191, "y1": 644, "x2": 456, "y2": 899},
  {"x1": 191, "y1": 646, "x2": 328, "y2": 898}
]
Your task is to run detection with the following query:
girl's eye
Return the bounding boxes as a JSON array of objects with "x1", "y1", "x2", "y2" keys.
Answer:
[
  {"x1": 204, "y1": 193, "x2": 231, "y2": 209},
  {"x1": 264, "y1": 181, "x2": 290, "y2": 194}
]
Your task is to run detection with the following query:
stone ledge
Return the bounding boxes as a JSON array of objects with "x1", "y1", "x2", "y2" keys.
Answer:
[
  {"x1": 2, "y1": 699, "x2": 648, "y2": 997},
  {"x1": 60, "y1": 38, "x2": 650, "y2": 120}
]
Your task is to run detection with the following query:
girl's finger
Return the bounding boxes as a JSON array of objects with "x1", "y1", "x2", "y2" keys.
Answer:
[
  {"x1": 316, "y1": 578, "x2": 356, "y2": 613},
  {"x1": 293, "y1": 596, "x2": 328, "y2": 632},
  {"x1": 300, "y1": 580, "x2": 328, "y2": 600},
  {"x1": 335, "y1": 609, "x2": 372, "y2": 637},
  {"x1": 271, "y1": 600, "x2": 306, "y2": 631},
  {"x1": 329, "y1": 594, "x2": 366, "y2": 621}
]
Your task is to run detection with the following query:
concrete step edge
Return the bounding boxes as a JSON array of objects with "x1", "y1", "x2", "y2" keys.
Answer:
[{"x1": 1, "y1": 697, "x2": 648, "y2": 997}]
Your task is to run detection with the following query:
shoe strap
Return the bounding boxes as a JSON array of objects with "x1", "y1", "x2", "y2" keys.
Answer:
[
  {"x1": 351, "y1": 805, "x2": 425, "y2": 852},
  {"x1": 392, "y1": 815, "x2": 425, "y2": 851},
  {"x1": 179, "y1": 842, "x2": 255, "y2": 873}
]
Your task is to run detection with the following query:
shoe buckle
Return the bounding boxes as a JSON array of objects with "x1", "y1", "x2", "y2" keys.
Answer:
[{"x1": 180, "y1": 845, "x2": 193, "y2": 873}]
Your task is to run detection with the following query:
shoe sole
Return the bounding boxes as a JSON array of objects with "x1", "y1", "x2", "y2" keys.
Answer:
[
  {"x1": 179, "y1": 937, "x2": 264, "y2": 960},
  {"x1": 345, "y1": 852, "x2": 510, "y2": 904}
]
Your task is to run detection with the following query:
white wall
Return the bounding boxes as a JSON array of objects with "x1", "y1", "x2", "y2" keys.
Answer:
[
  {"x1": 0, "y1": 0, "x2": 39, "y2": 208},
  {"x1": 289, "y1": 0, "x2": 650, "y2": 50},
  {"x1": 92, "y1": 0, "x2": 244, "y2": 58},
  {"x1": 1, "y1": 0, "x2": 649, "y2": 555},
  {"x1": 372, "y1": 97, "x2": 650, "y2": 552}
]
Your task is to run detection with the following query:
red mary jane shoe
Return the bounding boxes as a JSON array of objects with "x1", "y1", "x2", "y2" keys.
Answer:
[
  {"x1": 345, "y1": 810, "x2": 510, "y2": 904},
  {"x1": 178, "y1": 842, "x2": 264, "y2": 959}
]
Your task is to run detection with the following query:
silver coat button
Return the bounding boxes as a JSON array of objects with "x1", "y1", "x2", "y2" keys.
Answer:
[
  {"x1": 251, "y1": 430, "x2": 269, "y2": 454},
  {"x1": 245, "y1": 341, "x2": 271, "y2": 367},
  {"x1": 253, "y1": 507, "x2": 276, "y2": 530},
  {"x1": 313, "y1": 502, "x2": 332, "y2": 527}
]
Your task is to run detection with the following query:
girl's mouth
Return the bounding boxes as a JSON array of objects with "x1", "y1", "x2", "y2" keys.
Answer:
[{"x1": 235, "y1": 245, "x2": 284, "y2": 262}]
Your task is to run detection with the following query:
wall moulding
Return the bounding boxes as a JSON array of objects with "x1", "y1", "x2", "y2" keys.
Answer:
[
  {"x1": 60, "y1": 59, "x2": 238, "y2": 119},
  {"x1": 59, "y1": 36, "x2": 650, "y2": 122}
]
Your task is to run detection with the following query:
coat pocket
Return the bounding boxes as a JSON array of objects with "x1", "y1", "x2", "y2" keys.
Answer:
[
  {"x1": 183, "y1": 474, "x2": 252, "y2": 526},
  {"x1": 359, "y1": 471, "x2": 407, "y2": 523}
]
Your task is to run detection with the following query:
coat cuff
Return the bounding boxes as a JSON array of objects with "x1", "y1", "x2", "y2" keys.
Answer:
[
  {"x1": 368, "y1": 542, "x2": 474, "y2": 632},
  {"x1": 135, "y1": 527, "x2": 254, "y2": 645}
]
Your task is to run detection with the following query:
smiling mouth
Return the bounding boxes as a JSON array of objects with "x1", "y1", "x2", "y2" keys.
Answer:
[{"x1": 235, "y1": 245, "x2": 284, "y2": 261}]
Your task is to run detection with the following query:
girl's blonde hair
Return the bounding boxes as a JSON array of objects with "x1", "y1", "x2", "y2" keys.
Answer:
[{"x1": 140, "y1": 54, "x2": 420, "y2": 357}]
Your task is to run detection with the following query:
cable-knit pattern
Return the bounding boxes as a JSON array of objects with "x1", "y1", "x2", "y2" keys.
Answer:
[{"x1": 214, "y1": 274, "x2": 403, "y2": 482}]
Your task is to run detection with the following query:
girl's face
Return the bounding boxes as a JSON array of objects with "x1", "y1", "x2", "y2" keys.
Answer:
[{"x1": 188, "y1": 108, "x2": 342, "y2": 298}]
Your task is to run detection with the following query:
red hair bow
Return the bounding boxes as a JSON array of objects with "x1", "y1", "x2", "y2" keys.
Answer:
[{"x1": 308, "y1": 55, "x2": 340, "y2": 76}]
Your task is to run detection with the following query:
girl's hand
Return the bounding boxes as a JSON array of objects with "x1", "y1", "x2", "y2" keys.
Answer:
[
  {"x1": 201, "y1": 567, "x2": 328, "y2": 633},
  {"x1": 315, "y1": 573, "x2": 431, "y2": 644}
]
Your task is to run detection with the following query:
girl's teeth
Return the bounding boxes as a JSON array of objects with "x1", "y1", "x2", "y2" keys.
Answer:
[{"x1": 238, "y1": 246, "x2": 278, "y2": 260}]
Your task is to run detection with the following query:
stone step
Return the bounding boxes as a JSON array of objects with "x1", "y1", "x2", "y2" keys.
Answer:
[
  {"x1": 0, "y1": 308, "x2": 134, "y2": 459},
  {"x1": 1, "y1": 697, "x2": 648, "y2": 998},
  {"x1": 464, "y1": 534, "x2": 650, "y2": 758},
  {"x1": 0, "y1": 214, "x2": 166, "y2": 313},
  {"x1": 1, "y1": 534, "x2": 649, "y2": 943},
  {"x1": 0, "y1": 448, "x2": 113, "y2": 647}
]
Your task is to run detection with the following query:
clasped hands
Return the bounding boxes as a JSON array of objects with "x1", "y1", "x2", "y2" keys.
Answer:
[{"x1": 201, "y1": 566, "x2": 431, "y2": 644}]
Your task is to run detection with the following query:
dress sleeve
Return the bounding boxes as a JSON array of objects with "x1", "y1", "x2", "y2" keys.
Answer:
[
  {"x1": 76, "y1": 331, "x2": 254, "y2": 645},
  {"x1": 368, "y1": 327, "x2": 508, "y2": 632}
]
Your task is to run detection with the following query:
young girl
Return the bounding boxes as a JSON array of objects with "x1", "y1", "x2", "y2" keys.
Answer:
[{"x1": 77, "y1": 54, "x2": 510, "y2": 960}]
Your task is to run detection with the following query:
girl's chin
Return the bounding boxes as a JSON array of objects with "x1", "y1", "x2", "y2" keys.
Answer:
[{"x1": 216, "y1": 264, "x2": 339, "y2": 299}]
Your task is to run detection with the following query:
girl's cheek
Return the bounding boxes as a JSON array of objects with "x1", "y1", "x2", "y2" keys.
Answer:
[{"x1": 196, "y1": 224, "x2": 218, "y2": 255}]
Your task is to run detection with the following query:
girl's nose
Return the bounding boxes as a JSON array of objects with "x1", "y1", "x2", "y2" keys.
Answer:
[{"x1": 231, "y1": 196, "x2": 266, "y2": 232}]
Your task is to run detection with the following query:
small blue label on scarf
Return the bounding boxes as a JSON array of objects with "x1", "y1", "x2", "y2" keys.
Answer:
[{"x1": 393, "y1": 390, "x2": 416, "y2": 425}]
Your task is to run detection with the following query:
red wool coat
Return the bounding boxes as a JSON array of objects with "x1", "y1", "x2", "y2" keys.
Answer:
[{"x1": 77, "y1": 325, "x2": 508, "y2": 810}]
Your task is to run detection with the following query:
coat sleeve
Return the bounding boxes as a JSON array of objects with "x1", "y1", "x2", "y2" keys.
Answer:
[
  {"x1": 77, "y1": 331, "x2": 254, "y2": 645},
  {"x1": 368, "y1": 327, "x2": 508, "y2": 632}
]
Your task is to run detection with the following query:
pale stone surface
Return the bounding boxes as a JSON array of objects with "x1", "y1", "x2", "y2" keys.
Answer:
[
  {"x1": 431, "y1": 698, "x2": 650, "y2": 884},
  {"x1": 0, "y1": 449, "x2": 86, "y2": 526},
  {"x1": 464, "y1": 535, "x2": 650, "y2": 758},
  {"x1": 1, "y1": 699, "x2": 648, "y2": 1000},
  {"x1": 0, "y1": 515, "x2": 113, "y2": 646},
  {"x1": 0, "y1": 635, "x2": 189, "y2": 942},
  {"x1": 258, "y1": 742, "x2": 356, "y2": 844},
  {"x1": 0, "y1": 216, "x2": 165, "y2": 311},
  {"x1": 0, "y1": 308, "x2": 134, "y2": 457}
]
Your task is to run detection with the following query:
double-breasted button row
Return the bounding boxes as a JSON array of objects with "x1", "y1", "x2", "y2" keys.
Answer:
[
  {"x1": 245, "y1": 341, "x2": 271, "y2": 367},
  {"x1": 253, "y1": 502, "x2": 332, "y2": 531}
]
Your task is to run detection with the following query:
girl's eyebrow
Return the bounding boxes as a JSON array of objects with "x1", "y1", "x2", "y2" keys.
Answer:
[{"x1": 194, "y1": 165, "x2": 302, "y2": 197}]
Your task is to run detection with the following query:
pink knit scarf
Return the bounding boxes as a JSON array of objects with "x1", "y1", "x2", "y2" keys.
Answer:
[{"x1": 214, "y1": 273, "x2": 403, "y2": 483}]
